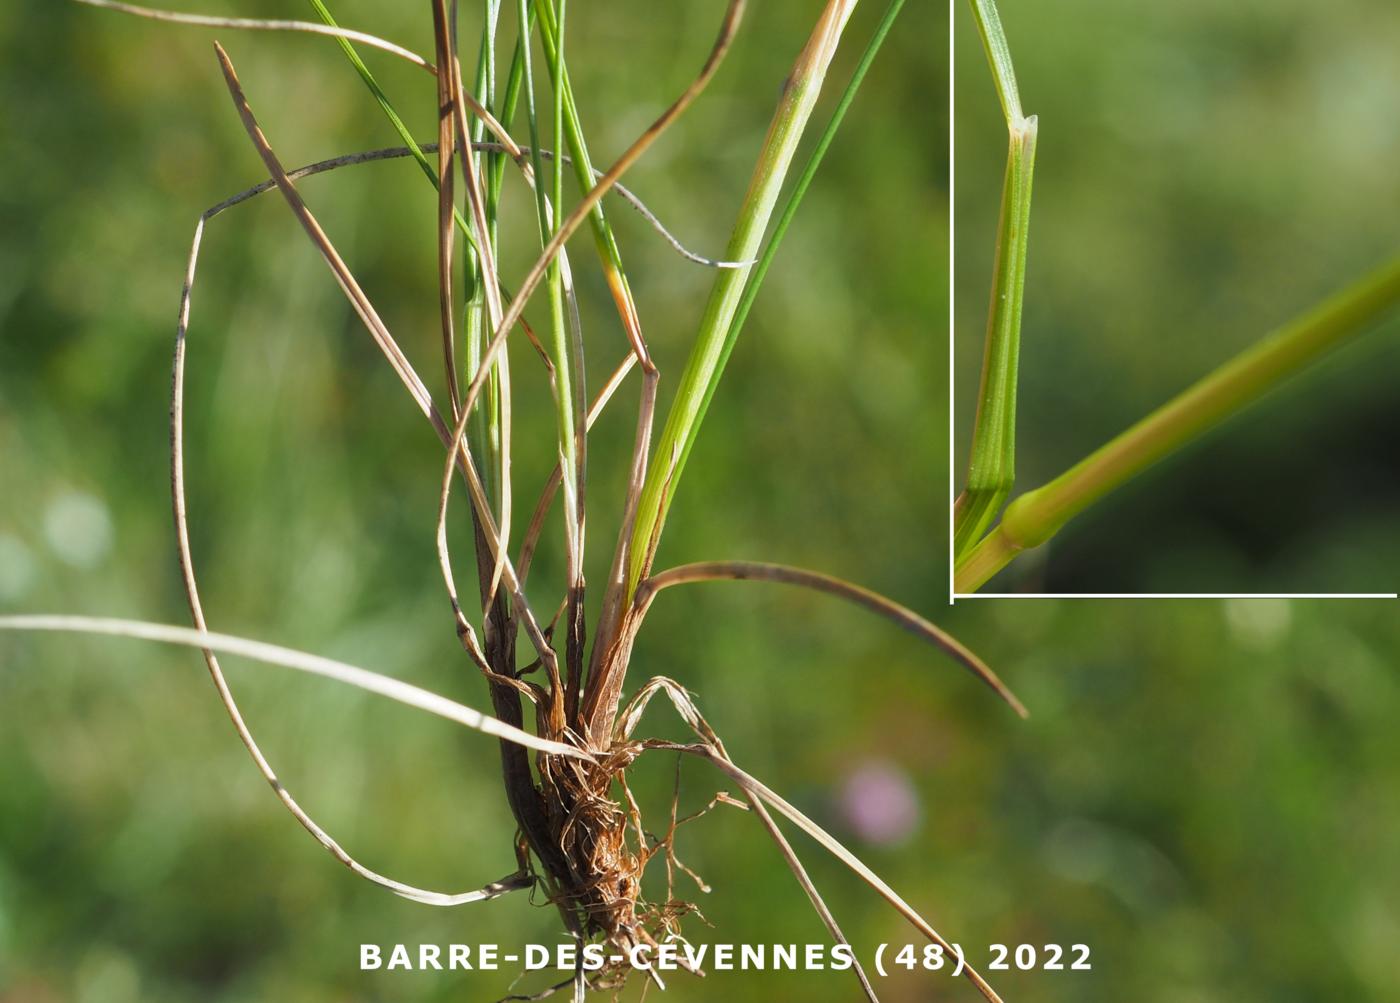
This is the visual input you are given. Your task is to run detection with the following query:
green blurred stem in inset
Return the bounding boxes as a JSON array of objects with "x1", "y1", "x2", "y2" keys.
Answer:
[
  {"x1": 953, "y1": 117, "x2": 1036, "y2": 556},
  {"x1": 954, "y1": 255, "x2": 1400, "y2": 592},
  {"x1": 953, "y1": 0, "x2": 1036, "y2": 559},
  {"x1": 623, "y1": 0, "x2": 904, "y2": 599}
]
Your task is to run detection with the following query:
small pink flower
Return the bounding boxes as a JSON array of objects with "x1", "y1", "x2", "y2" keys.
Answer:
[{"x1": 839, "y1": 760, "x2": 921, "y2": 846}]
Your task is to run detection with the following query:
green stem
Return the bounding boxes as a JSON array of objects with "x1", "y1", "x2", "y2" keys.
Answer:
[
  {"x1": 464, "y1": 1, "x2": 503, "y2": 507},
  {"x1": 623, "y1": 0, "x2": 865, "y2": 598},
  {"x1": 953, "y1": 117, "x2": 1036, "y2": 555},
  {"x1": 545, "y1": 0, "x2": 580, "y2": 562},
  {"x1": 679, "y1": 0, "x2": 906, "y2": 503},
  {"x1": 953, "y1": 0, "x2": 1036, "y2": 558},
  {"x1": 533, "y1": 0, "x2": 643, "y2": 335},
  {"x1": 955, "y1": 255, "x2": 1400, "y2": 592}
]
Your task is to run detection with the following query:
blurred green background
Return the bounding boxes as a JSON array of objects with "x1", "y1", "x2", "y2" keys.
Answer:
[
  {"x1": 955, "y1": 0, "x2": 1400, "y2": 593},
  {"x1": 1, "y1": 2, "x2": 1397, "y2": 1002}
]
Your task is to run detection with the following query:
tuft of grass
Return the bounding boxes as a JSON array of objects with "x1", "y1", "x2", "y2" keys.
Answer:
[{"x1": 15, "y1": 2, "x2": 1021, "y2": 1000}]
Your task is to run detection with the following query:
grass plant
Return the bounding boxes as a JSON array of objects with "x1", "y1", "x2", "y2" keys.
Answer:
[{"x1": 3, "y1": 1, "x2": 1019, "y2": 1000}]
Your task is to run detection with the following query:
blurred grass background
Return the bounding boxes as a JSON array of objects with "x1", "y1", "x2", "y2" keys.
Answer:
[
  {"x1": 1, "y1": 2, "x2": 1397, "y2": 1002},
  {"x1": 955, "y1": 0, "x2": 1400, "y2": 593}
]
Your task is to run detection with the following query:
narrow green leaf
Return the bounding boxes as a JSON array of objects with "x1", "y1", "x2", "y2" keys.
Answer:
[
  {"x1": 966, "y1": 0, "x2": 1023, "y2": 123},
  {"x1": 625, "y1": 0, "x2": 901, "y2": 596},
  {"x1": 955, "y1": 255, "x2": 1400, "y2": 591}
]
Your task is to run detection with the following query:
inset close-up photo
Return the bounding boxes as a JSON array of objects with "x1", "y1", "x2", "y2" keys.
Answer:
[{"x1": 953, "y1": 0, "x2": 1400, "y2": 595}]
